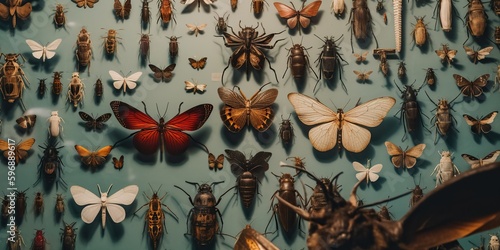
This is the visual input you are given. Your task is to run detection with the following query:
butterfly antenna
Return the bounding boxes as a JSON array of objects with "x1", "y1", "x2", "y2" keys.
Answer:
[
  {"x1": 176, "y1": 102, "x2": 183, "y2": 116},
  {"x1": 357, "y1": 190, "x2": 412, "y2": 210},
  {"x1": 424, "y1": 91, "x2": 438, "y2": 107},
  {"x1": 186, "y1": 133, "x2": 209, "y2": 153},
  {"x1": 111, "y1": 131, "x2": 141, "y2": 149},
  {"x1": 141, "y1": 101, "x2": 150, "y2": 116}
]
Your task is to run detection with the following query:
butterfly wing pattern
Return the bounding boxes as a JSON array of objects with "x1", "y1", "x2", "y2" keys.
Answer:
[
  {"x1": 462, "y1": 150, "x2": 500, "y2": 169},
  {"x1": 463, "y1": 111, "x2": 498, "y2": 134},
  {"x1": 0, "y1": 138, "x2": 35, "y2": 164},
  {"x1": 288, "y1": 93, "x2": 395, "y2": 153},
  {"x1": 453, "y1": 74, "x2": 489, "y2": 98},
  {"x1": 110, "y1": 101, "x2": 213, "y2": 156}
]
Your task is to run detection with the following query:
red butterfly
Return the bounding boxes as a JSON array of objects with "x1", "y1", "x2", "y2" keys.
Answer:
[{"x1": 110, "y1": 101, "x2": 213, "y2": 156}]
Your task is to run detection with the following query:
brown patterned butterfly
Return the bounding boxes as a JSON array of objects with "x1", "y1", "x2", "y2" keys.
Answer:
[
  {"x1": 0, "y1": 138, "x2": 35, "y2": 165},
  {"x1": 462, "y1": 150, "x2": 500, "y2": 169},
  {"x1": 463, "y1": 111, "x2": 498, "y2": 134},
  {"x1": 208, "y1": 153, "x2": 224, "y2": 171},
  {"x1": 463, "y1": 45, "x2": 493, "y2": 64},
  {"x1": 112, "y1": 155, "x2": 124, "y2": 170},
  {"x1": 384, "y1": 141, "x2": 426, "y2": 169},
  {"x1": 16, "y1": 114, "x2": 37, "y2": 130},
  {"x1": 453, "y1": 74, "x2": 490, "y2": 98},
  {"x1": 188, "y1": 57, "x2": 207, "y2": 70},
  {"x1": 148, "y1": 64, "x2": 176, "y2": 82},
  {"x1": 218, "y1": 83, "x2": 278, "y2": 133}
]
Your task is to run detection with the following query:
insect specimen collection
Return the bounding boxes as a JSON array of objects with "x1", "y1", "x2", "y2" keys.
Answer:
[{"x1": 0, "y1": 0, "x2": 499, "y2": 249}]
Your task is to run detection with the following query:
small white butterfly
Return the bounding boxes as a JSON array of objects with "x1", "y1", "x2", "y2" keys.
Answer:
[
  {"x1": 25, "y1": 38, "x2": 63, "y2": 62},
  {"x1": 184, "y1": 80, "x2": 207, "y2": 94},
  {"x1": 109, "y1": 70, "x2": 142, "y2": 92},
  {"x1": 70, "y1": 184, "x2": 139, "y2": 229},
  {"x1": 186, "y1": 23, "x2": 207, "y2": 37},
  {"x1": 353, "y1": 160, "x2": 383, "y2": 183}
]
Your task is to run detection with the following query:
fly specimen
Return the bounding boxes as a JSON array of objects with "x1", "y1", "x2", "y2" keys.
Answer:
[
  {"x1": 348, "y1": 0, "x2": 379, "y2": 53},
  {"x1": 276, "y1": 162, "x2": 500, "y2": 249},
  {"x1": 217, "y1": 22, "x2": 285, "y2": 84},
  {"x1": 225, "y1": 150, "x2": 271, "y2": 208}
]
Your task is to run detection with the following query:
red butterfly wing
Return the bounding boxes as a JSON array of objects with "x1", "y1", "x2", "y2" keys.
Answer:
[
  {"x1": 110, "y1": 101, "x2": 159, "y2": 129},
  {"x1": 298, "y1": 0, "x2": 321, "y2": 28},
  {"x1": 274, "y1": 2, "x2": 298, "y2": 29},
  {"x1": 133, "y1": 129, "x2": 161, "y2": 154},
  {"x1": 164, "y1": 130, "x2": 190, "y2": 156}
]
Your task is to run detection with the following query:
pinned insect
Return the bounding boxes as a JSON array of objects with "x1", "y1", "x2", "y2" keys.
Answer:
[
  {"x1": 279, "y1": 114, "x2": 294, "y2": 144},
  {"x1": 7, "y1": 226, "x2": 25, "y2": 250},
  {"x1": 15, "y1": 189, "x2": 28, "y2": 222},
  {"x1": 181, "y1": 0, "x2": 215, "y2": 12},
  {"x1": 139, "y1": 34, "x2": 151, "y2": 61},
  {"x1": 266, "y1": 172, "x2": 304, "y2": 234},
  {"x1": 114, "y1": 0, "x2": 131, "y2": 20},
  {"x1": 225, "y1": 149, "x2": 271, "y2": 208},
  {"x1": 463, "y1": 111, "x2": 498, "y2": 135},
  {"x1": 354, "y1": 51, "x2": 368, "y2": 63},
  {"x1": 48, "y1": 111, "x2": 63, "y2": 138},
  {"x1": 234, "y1": 225, "x2": 279, "y2": 249},
  {"x1": 112, "y1": 155, "x2": 124, "y2": 170},
  {"x1": 135, "y1": 186, "x2": 177, "y2": 250},
  {"x1": 252, "y1": 0, "x2": 266, "y2": 15},
  {"x1": 377, "y1": 204, "x2": 393, "y2": 220},
  {"x1": 217, "y1": 22, "x2": 285, "y2": 84},
  {"x1": 432, "y1": 151, "x2": 460, "y2": 187},
  {"x1": 273, "y1": 0, "x2": 322, "y2": 34},
  {"x1": 52, "y1": 4, "x2": 66, "y2": 28},
  {"x1": 397, "y1": 61, "x2": 406, "y2": 79},
  {"x1": 60, "y1": 221, "x2": 77, "y2": 250},
  {"x1": 286, "y1": 156, "x2": 306, "y2": 174},
  {"x1": 158, "y1": 0, "x2": 175, "y2": 24},
  {"x1": 184, "y1": 80, "x2": 207, "y2": 94},
  {"x1": 425, "y1": 92, "x2": 459, "y2": 143},
  {"x1": 174, "y1": 181, "x2": 234, "y2": 245},
  {"x1": 33, "y1": 191, "x2": 44, "y2": 215},
  {"x1": 424, "y1": 68, "x2": 436, "y2": 86},
  {"x1": 283, "y1": 42, "x2": 317, "y2": 79},
  {"x1": 26, "y1": 39, "x2": 62, "y2": 62},
  {"x1": 148, "y1": 64, "x2": 176, "y2": 82},
  {"x1": 71, "y1": 184, "x2": 139, "y2": 229},
  {"x1": 140, "y1": 0, "x2": 151, "y2": 28},
  {"x1": 109, "y1": 70, "x2": 142, "y2": 93},
  {"x1": 78, "y1": 112, "x2": 112, "y2": 131},
  {"x1": 38, "y1": 78, "x2": 46, "y2": 97},
  {"x1": 433, "y1": 0, "x2": 458, "y2": 32},
  {"x1": 55, "y1": 193, "x2": 65, "y2": 213},
  {"x1": 463, "y1": 45, "x2": 493, "y2": 64},
  {"x1": 52, "y1": 71, "x2": 63, "y2": 96},
  {"x1": 332, "y1": 0, "x2": 345, "y2": 17},
  {"x1": 214, "y1": 12, "x2": 228, "y2": 34},
  {"x1": 94, "y1": 78, "x2": 103, "y2": 97},
  {"x1": 453, "y1": 74, "x2": 489, "y2": 98},
  {"x1": 0, "y1": 138, "x2": 35, "y2": 165},
  {"x1": 314, "y1": 35, "x2": 347, "y2": 92},
  {"x1": 72, "y1": 0, "x2": 99, "y2": 8},
  {"x1": 411, "y1": 16, "x2": 429, "y2": 47},
  {"x1": 0, "y1": 0, "x2": 32, "y2": 28},
  {"x1": 0, "y1": 53, "x2": 29, "y2": 110},
  {"x1": 218, "y1": 83, "x2": 278, "y2": 133},
  {"x1": 348, "y1": 0, "x2": 379, "y2": 53},
  {"x1": 166, "y1": 36, "x2": 179, "y2": 59},
  {"x1": 463, "y1": 151, "x2": 500, "y2": 169},
  {"x1": 376, "y1": 50, "x2": 389, "y2": 76},
  {"x1": 67, "y1": 72, "x2": 84, "y2": 108},
  {"x1": 385, "y1": 141, "x2": 426, "y2": 169},
  {"x1": 208, "y1": 153, "x2": 224, "y2": 171},
  {"x1": 353, "y1": 70, "x2": 373, "y2": 83},
  {"x1": 188, "y1": 57, "x2": 207, "y2": 70},
  {"x1": 75, "y1": 27, "x2": 93, "y2": 74},
  {"x1": 16, "y1": 114, "x2": 36, "y2": 131},
  {"x1": 435, "y1": 44, "x2": 457, "y2": 66},
  {"x1": 394, "y1": 81, "x2": 428, "y2": 137},
  {"x1": 34, "y1": 140, "x2": 66, "y2": 189},
  {"x1": 186, "y1": 23, "x2": 207, "y2": 37},
  {"x1": 102, "y1": 29, "x2": 121, "y2": 56},
  {"x1": 32, "y1": 229, "x2": 47, "y2": 250},
  {"x1": 353, "y1": 159, "x2": 383, "y2": 184},
  {"x1": 464, "y1": 0, "x2": 487, "y2": 44},
  {"x1": 74, "y1": 145, "x2": 113, "y2": 170}
]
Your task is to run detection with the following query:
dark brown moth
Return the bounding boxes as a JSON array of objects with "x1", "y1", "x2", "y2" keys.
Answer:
[
  {"x1": 72, "y1": 0, "x2": 99, "y2": 8},
  {"x1": 148, "y1": 64, "x2": 176, "y2": 82},
  {"x1": 453, "y1": 74, "x2": 489, "y2": 98},
  {"x1": 188, "y1": 57, "x2": 207, "y2": 70},
  {"x1": 16, "y1": 114, "x2": 36, "y2": 130},
  {"x1": 276, "y1": 162, "x2": 500, "y2": 249},
  {"x1": 217, "y1": 83, "x2": 278, "y2": 133},
  {"x1": 0, "y1": 0, "x2": 32, "y2": 28},
  {"x1": 112, "y1": 155, "x2": 124, "y2": 170},
  {"x1": 234, "y1": 225, "x2": 279, "y2": 250},
  {"x1": 114, "y1": 0, "x2": 131, "y2": 20},
  {"x1": 78, "y1": 112, "x2": 112, "y2": 131},
  {"x1": 435, "y1": 44, "x2": 457, "y2": 66},
  {"x1": 208, "y1": 153, "x2": 224, "y2": 171},
  {"x1": 353, "y1": 70, "x2": 373, "y2": 83},
  {"x1": 462, "y1": 150, "x2": 500, "y2": 169},
  {"x1": 463, "y1": 111, "x2": 498, "y2": 134}
]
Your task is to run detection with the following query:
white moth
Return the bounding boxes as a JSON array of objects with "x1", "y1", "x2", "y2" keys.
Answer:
[
  {"x1": 431, "y1": 151, "x2": 460, "y2": 187},
  {"x1": 184, "y1": 80, "x2": 207, "y2": 94},
  {"x1": 25, "y1": 38, "x2": 62, "y2": 62},
  {"x1": 331, "y1": 0, "x2": 345, "y2": 17},
  {"x1": 186, "y1": 23, "x2": 207, "y2": 37},
  {"x1": 48, "y1": 110, "x2": 64, "y2": 137},
  {"x1": 353, "y1": 159, "x2": 383, "y2": 184},
  {"x1": 70, "y1": 184, "x2": 139, "y2": 229},
  {"x1": 440, "y1": 0, "x2": 452, "y2": 32},
  {"x1": 109, "y1": 70, "x2": 142, "y2": 93},
  {"x1": 393, "y1": 0, "x2": 402, "y2": 52}
]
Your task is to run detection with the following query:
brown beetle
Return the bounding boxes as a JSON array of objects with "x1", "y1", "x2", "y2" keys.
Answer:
[
  {"x1": 349, "y1": 0, "x2": 378, "y2": 53},
  {"x1": 0, "y1": 53, "x2": 29, "y2": 110},
  {"x1": 75, "y1": 27, "x2": 93, "y2": 74},
  {"x1": 266, "y1": 173, "x2": 303, "y2": 233},
  {"x1": 464, "y1": 0, "x2": 487, "y2": 44},
  {"x1": 426, "y1": 92, "x2": 459, "y2": 144},
  {"x1": 52, "y1": 71, "x2": 63, "y2": 95},
  {"x1": 411, "y1": 16, "x2": 429, "y2": 47},
  {"x1": 283, "y1": 43, "x2": 318, "y2": 79},
  {"x1": 166, "y1": 36, "x2": 180, "y2": 59},
  {"x1": 53, "y1": 4, "x2": 66, "y2": 27}
]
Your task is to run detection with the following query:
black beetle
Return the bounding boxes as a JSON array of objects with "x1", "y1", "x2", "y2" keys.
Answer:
[
  {"x1": 38, "y1": 78, "x2": 46, "y2": 97},
  {"x1": 283, "y1": 43, "x2": 317, "y2": 79},
  {"x1": 279, "y1": 114, "x2": 294, "y2": 144},
  {"x1": 34, "y1": 139, "x2": 66, "y2": 189},
  {"x1": 266, "y1": 173, "x2": 303, "y2": 234}
]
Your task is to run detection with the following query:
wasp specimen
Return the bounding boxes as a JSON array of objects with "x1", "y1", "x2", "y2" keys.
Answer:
[
  {"x1": 0, "y1": 53, "x2": 29, "y2": 111},
  {"x1": 225, "y1": 150, "x2": 271, "y2": 208},
  {"x1": 114, "y1": 0, "x2": 131, "y2": 20},
  {"x1": 283, "y1": 43, "x2": 318, "y2": 79},
  {"x1": 217, "y1": 22, "x2": 285, "y2": 84},
  {"x1": 75, "y1": 27, "x2": 93, "y2": 74},
  {"x1": 52, "y1": 4, "x2": 67, "y2": 28},
  {"x1": 266, "y1": 173, "x2": 304, "y2": 234},
  {"x1": 174, "y1": 181, "x2": 233, "y2": 245},
  {"x1": 52, "y1": 71, "x2": 63, "y2": 95},
  {"x1": 158, "y1": 0, "x2": 175, "y2": 24},
  {"x1": 348, "y1": 0, "x2": 378, "y2": 53},
  {"x1": 67, "y1": 72, "x2": 84, "y2": 108},
  {"x1": 60, "y1": 221, "x2": 77, "y2": 250},
  {"x1": 34, "y1": 140, "x2": 66, "y2": 189},
  {"x1": 102, "y1": 29, "x2": 121, "y2": 56},
  {"x1": 0, "y1": 0, "x2": 32, "y2": 28},
  {"x1": 135, "y1": 186, "x2": 177, "y2": 250}
]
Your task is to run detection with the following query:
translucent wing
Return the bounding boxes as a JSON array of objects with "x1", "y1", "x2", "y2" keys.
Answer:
[
  {"x1": 288, "y1": 92, "x2": 337, "y2": 125},
  {"x1": 341, "y1": 122, "x2": 371, "y2": 153},
  {"x1": 308, "y1": 120, "x2": 339, "y2": 152},
  {"x1": 106, "y1": 185, "x2": 139, "y2": 205},
  {"x1": 476, "y1": 46, "x2": 493, "y2": 60},
  {"x1": 70, "y1": 185, "x2": 101, "y2": 205},
  {"x1": 344, "y1": 96, "x2": 396, "y2": 127},
  {"x1": 80, "y1": 204, "x2": 101, "y2": 223},
  {"x1": 106, "y1": 204, "x2": 126, "y2": 223}
]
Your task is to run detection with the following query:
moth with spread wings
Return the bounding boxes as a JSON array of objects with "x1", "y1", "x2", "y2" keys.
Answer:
[
  {"x1": 288, "y1": 93, "x2": 395, "y2": 153},
  {"x1": 78, "y1": 112, "x2": 111, "y2": 131},
  {"x1": 218, "y1": 83, "x2": 278, "y2": 133},
  {"x1": 217, "y1": 22, "x2": 285, "y2": 84},
  {"x1": 462, "y1": 150, "x2": 500, "y2": 169},
  {"x1": 463, "y1": 111, "x2": 498, "y2": 134},
  {"x1": 453, "y1": 74, "x2": 489, "y2": 98}
]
